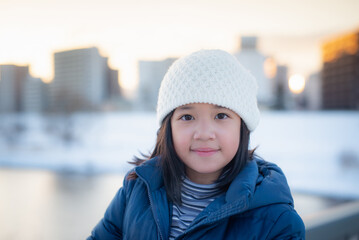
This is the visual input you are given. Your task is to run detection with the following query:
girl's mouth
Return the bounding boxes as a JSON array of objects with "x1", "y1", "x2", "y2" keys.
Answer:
[{"x1": 191, "y1": 148, "x2": 219, "y2": 157}]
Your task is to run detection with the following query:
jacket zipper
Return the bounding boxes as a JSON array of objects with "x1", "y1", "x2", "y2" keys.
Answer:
[
  {"x1": 146, "y1": 189, "x2": 165, "y2": 240},
  {"x1": 137, "y1": 173, "x2": 165, "y2": 240}
]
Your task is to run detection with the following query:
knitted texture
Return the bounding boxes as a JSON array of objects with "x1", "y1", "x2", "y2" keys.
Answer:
[{"x1": 156, "y1": 49, "x2": 260, "y2": 131}]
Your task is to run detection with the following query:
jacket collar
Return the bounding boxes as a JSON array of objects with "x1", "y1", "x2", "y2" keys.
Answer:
[
  {"x1": 135, "y1": 156, "x2": 294, "y2": 208},
  {"x1": 225, "y1": 159, "x2": 258, "y2": 203},
  {"x1": 135, "y1": 157, "x2": 164, "y2": 191},
  {"x1": 224, "y1": 158, "x2": 294, "y2": 212},
  {"x1": 248, "y1": 158, "x2": 294, "y2": 209}
]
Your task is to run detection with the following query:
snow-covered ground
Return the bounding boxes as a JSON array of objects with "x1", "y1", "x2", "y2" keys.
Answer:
[{"x1": 0, "y1": 110, "x2": 358, "y2": 199}]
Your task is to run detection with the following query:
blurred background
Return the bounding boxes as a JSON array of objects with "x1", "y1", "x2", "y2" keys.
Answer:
[{"x1": 1, "y1": 0, "x2": 359, "y2": 239}]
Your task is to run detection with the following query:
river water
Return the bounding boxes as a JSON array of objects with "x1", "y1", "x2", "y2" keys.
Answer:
[{"x1": 0, "y1": 167, "x2": 352, "y2": 240}]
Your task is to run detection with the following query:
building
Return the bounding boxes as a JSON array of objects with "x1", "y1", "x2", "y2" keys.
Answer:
[
  {"x1": 137, "y1": 58, "x2": 177, "y2": 110},
  {"x1": 49, "y1": 47, "x2": 119, "y2": 112},
  {"x1": 22, "y1": 77, "x2": 46, "y2": 113},
  {"x1": 321, "y1": 31, "x2": 359, "y2": 109},
  {"x1": 0, "y1": 65, "x2": 30, "y2": 113},
  {"x1": 303, "y1": 72, "x2": 322, "y2": 110},
  {"x1": 234, "y1": 36, "x2": 276, "y2": 108},
  {"x1": 0, "y1": 65, "x2": 45, "y2": 113},
  {"x1": 272, "y1": 65, "x2": 295, "y2": 109},
  {"x1": 106, "y1": 68, "x2": 120, "y2": 100}
]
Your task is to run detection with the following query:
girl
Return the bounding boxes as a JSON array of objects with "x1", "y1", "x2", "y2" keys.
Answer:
[{"x1": 88, "y1": 49, "x2": 305, "y2": 239}]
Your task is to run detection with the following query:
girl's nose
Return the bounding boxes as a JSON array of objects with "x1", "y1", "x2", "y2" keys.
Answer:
[{"x1": 193, "y1": 120, "x2": 215, "y2": 140}]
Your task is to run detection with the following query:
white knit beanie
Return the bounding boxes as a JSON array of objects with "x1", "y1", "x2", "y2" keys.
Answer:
[{"x1": 156, "y1": 49, "x2": 260, "y2": 131}]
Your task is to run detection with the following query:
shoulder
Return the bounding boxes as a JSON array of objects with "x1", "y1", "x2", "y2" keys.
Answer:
[
  {"x1": 87, "y1": 163, "x2": 157, "y2": 239},
  {"x1": 227, "y1": 203, "x2": 304, "y2": 239},
  {"x1": 266, "y1": 204, "x2": 305, "y2": 239},
  {"x1": 239, "y1": 203, "x2": 305, "y2": 239}
]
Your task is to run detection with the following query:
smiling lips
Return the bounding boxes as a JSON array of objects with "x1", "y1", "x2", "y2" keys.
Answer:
[{"x1": 191, "y1": 148, "x2": 219, "y2": 157}]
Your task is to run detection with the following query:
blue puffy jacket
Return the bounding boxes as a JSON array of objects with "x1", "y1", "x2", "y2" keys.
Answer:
[{"x1": 88, "y1": 157, "x2": 305, "y2": 239}]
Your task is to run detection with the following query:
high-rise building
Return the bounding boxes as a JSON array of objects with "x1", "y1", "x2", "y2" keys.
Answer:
[
  {"x1": 106, "y1": 68, "x2": 120, "y2": 99},
  {"x1": 22, "y1": 77, "x2": 46, "y2": 112},
  {"x1": 322, "y1": 31, "x2": 359, "y2": 109},
  {"x1": 0, "y1": 65, "x2": 29, "y2": 113},
  {"x1": 137, "y1": 58, "x2": 177, "y2": 110},
  {"x1": 49, "y1": 47, "x2": 118, "y2": 112},
  {"x1": 234, "y1": 36, "x2": 276, "y2": 108},
  {"x1": 304, "y1": 72, "x2": 322, "y2": 110},
  {"x1": 272, "y1": 65, "x2": 295, "y2": 109}
]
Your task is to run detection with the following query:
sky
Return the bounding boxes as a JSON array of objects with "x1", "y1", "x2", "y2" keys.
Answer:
[{"x1": 1, "y1": 0, "x2": 359, "y2": 96}]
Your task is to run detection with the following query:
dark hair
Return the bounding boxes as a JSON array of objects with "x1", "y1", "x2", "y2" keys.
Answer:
[{"x1": 128, "y1": 110, "x2": 256, "y2": 205}]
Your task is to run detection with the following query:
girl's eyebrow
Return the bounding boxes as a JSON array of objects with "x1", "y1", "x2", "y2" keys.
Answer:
[
  {"x1": 177, "y1": 106, "x2": 193, "y2": 111},
  {"x1": 211, "y1": 105, "x2": 229, "y2": 110},
  {"x1": 214, "y1": 105, "x2": 227, "y2": 110}
]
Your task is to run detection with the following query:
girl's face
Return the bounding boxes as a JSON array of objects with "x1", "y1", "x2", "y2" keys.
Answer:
[{"x1": 171, "y1": 103, "x2": 241, "y2": 184}]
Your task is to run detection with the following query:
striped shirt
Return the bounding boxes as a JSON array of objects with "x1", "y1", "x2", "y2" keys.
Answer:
[{"x1": 169, "y1": 177, "x2": 224, "y2": 239}]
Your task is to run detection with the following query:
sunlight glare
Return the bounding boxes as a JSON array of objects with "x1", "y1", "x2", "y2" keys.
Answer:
[
  {"x1": 264, "y1": 57, "x2": 277, "y2": 79},
  {"x1": 288, "y1": 74, "x2": 305, "y2": 94}
]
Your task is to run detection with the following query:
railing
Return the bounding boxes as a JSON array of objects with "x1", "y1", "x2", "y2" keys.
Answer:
[{"x1": 304, "y1": 201, "x2": 359, "y2": 240}]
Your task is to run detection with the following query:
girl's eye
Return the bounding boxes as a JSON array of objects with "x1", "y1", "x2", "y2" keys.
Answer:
[
  {"x1": 180, "y1": 114, "x2": 194, "y2": 121},
  {"x1": 215, "y1": 113, "x2": 229, "y2": 120}
]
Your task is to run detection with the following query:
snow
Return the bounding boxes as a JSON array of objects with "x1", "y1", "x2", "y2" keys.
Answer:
[
  {"x1": 0, "y1": 110, "x2": 358, "y2": 199},
  {"x1": 251, "y1": 111, "x2": 359, "y2": 199}
]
